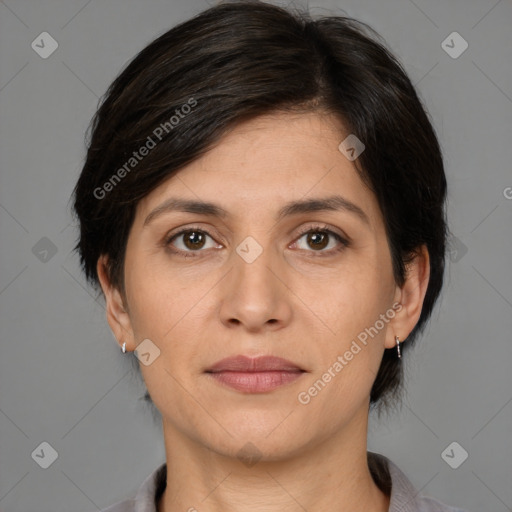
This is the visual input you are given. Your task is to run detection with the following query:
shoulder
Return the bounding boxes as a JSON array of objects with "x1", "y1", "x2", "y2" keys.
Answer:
[
  {"x1": 415, "y1": 495, "x2": 468, "y2": 512},
  {"x1": 368, "y1": 452, "x2": 468, "y2": 512},
  {"x1": 93, "y1": 462, "x2": 166, "y2": 512},
  {"x1": 96, "y1": 499, "x2": 135, "y2": 512}
]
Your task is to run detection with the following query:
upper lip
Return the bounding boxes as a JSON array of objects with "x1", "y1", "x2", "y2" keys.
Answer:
[{"x1": 206, "y1": 355, "x2": 305, "y2": 373}]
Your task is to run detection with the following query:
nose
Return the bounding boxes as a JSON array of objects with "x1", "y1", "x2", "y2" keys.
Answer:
[{"x1": 218, "y1": 243, "x2": 293, "y2": 333}]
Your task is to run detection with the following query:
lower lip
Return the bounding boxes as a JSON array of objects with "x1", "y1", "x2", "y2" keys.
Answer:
[{"x1": 207, "y1": 371, "x2": 304, "y2": 393}]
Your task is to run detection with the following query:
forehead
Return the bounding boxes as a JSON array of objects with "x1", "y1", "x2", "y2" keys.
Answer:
[
  {"x1": 196, "y1": 111, "x2": 347, "y2": 175},
  {"x1": 134, "y1": 111, "x2": 381, "y2": 228}
]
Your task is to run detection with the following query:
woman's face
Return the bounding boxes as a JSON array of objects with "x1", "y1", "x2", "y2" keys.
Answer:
[{"x1": 100, "y1": 112, "x2": 424, "y2": 459}]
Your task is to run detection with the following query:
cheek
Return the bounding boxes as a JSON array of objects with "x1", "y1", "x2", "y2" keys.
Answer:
[
  {"x1": 124, "y1": 249, "x2": 210, "y2": 339},
  {"x1": 125, "y1": 261, "x2": 213, "y2": 418},
  {"x1": 300, "y1": 257, "x2": 393, "y2": 393},
  {"x1": 303, "y1": 255, "x2": 391, "y2": 338}
]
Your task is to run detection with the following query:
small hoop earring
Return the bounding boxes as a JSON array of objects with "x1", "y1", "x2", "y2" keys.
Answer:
[
  {"x1": 121, "y1": 342, "x2": 126, "y2": 354},
  {"x1": 395, "y1": 336, "x2": 401, "y2": 360}
]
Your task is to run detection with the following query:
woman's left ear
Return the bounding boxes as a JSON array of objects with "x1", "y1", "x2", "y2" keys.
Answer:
[{"x1": 386, "y1": 245, "x2": 430, "y2": 349}]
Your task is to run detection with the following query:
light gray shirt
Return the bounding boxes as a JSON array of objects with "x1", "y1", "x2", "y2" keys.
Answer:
[{"x1": 98, "y1": 452, "x2": 467, "y2": 512}]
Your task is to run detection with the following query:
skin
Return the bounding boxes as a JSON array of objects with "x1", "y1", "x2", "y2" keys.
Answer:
[{"x1": 98, "y1": 111, "x2": 429, "y2": 512}]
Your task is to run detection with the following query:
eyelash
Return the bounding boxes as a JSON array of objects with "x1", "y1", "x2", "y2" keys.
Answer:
[{"x1": 164, "y1": 224, "x2": 350, "y2": 259}]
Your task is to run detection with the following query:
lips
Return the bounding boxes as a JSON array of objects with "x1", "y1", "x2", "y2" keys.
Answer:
[
  {"x1": 206, "y1": 355, "x2": 304, "y2": 373},
  {"x1": 205, "y1": 355, "x2": 306, "y2": 393}
]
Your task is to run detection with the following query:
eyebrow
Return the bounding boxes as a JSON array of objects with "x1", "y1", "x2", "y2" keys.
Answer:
[{"x1": 143, "y1": 195, "x2": 370, "y2": 227}]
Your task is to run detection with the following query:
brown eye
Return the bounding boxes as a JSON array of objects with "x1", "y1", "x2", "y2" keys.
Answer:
[
  {"x1": 293, "y1": 228, "x2": 349, "y2": 255},
  {"x1": 182, "y1": 230, "x2": 206, "y2": 250},
  {"x1": 166, "y1": 228, "x2": 219, "y2": 255},
  {"x1": 306, "y1": 232, "x2": 329, "y2": 250}
]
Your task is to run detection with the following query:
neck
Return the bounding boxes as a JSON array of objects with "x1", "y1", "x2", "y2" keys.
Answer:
[{"x1": 157, "y1": 408, "x2": 390, "y2": 512}]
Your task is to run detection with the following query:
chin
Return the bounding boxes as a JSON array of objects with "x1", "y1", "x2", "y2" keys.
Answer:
[
  {"x1": 196, "y1": 411, "x2": 316, "y2": 458},
  {"x1": 204, "y1": 432, "x2": 310, "y2": 465}
]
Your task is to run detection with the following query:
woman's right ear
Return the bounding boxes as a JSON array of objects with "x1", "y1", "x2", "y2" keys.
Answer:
[{"x1": 96, "y1": 255, "x2": 135, "y2": 351}]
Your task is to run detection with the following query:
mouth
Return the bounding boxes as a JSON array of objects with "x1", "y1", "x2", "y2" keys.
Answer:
[{"x1": 205, "y1": 355, "x2": 306, "y2": 393}]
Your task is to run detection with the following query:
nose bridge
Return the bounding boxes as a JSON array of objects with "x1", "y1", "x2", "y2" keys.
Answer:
[
  {"x1": 233, "y1": 234, "x2": 278, "y2": 301},
  {"x1": 219, "y1": 234, "x2": 292, "y2": 330},
  {"x1": 236, "y1": 237, "x2": 275, "y2": 286}
]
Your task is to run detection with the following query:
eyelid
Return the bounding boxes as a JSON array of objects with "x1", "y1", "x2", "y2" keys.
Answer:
[
  {"x1": 164, "y1": 224, "x2": 224, "y2": 245},
  {"x1": 293, "y1": 222, "x2": 349, "y2": 243}
]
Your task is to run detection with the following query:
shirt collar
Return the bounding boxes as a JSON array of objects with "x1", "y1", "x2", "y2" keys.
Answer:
[{"x1": 133, "y1": 452, "x2": 424, "y2": 512}]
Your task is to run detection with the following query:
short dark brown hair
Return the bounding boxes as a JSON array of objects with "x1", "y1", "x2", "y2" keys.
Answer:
[{"x1": 72, "y1": 0, "x2": 447, "y2": 409}]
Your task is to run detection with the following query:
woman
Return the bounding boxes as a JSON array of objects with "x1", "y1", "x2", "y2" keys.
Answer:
[{"x1": 72, "y1": 1, "x2": 467, "y2": 511}]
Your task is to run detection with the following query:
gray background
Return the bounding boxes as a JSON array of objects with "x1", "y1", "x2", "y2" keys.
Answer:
[{"x1": 0, "y1": 0, "x2": 511, "y2": 511}]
